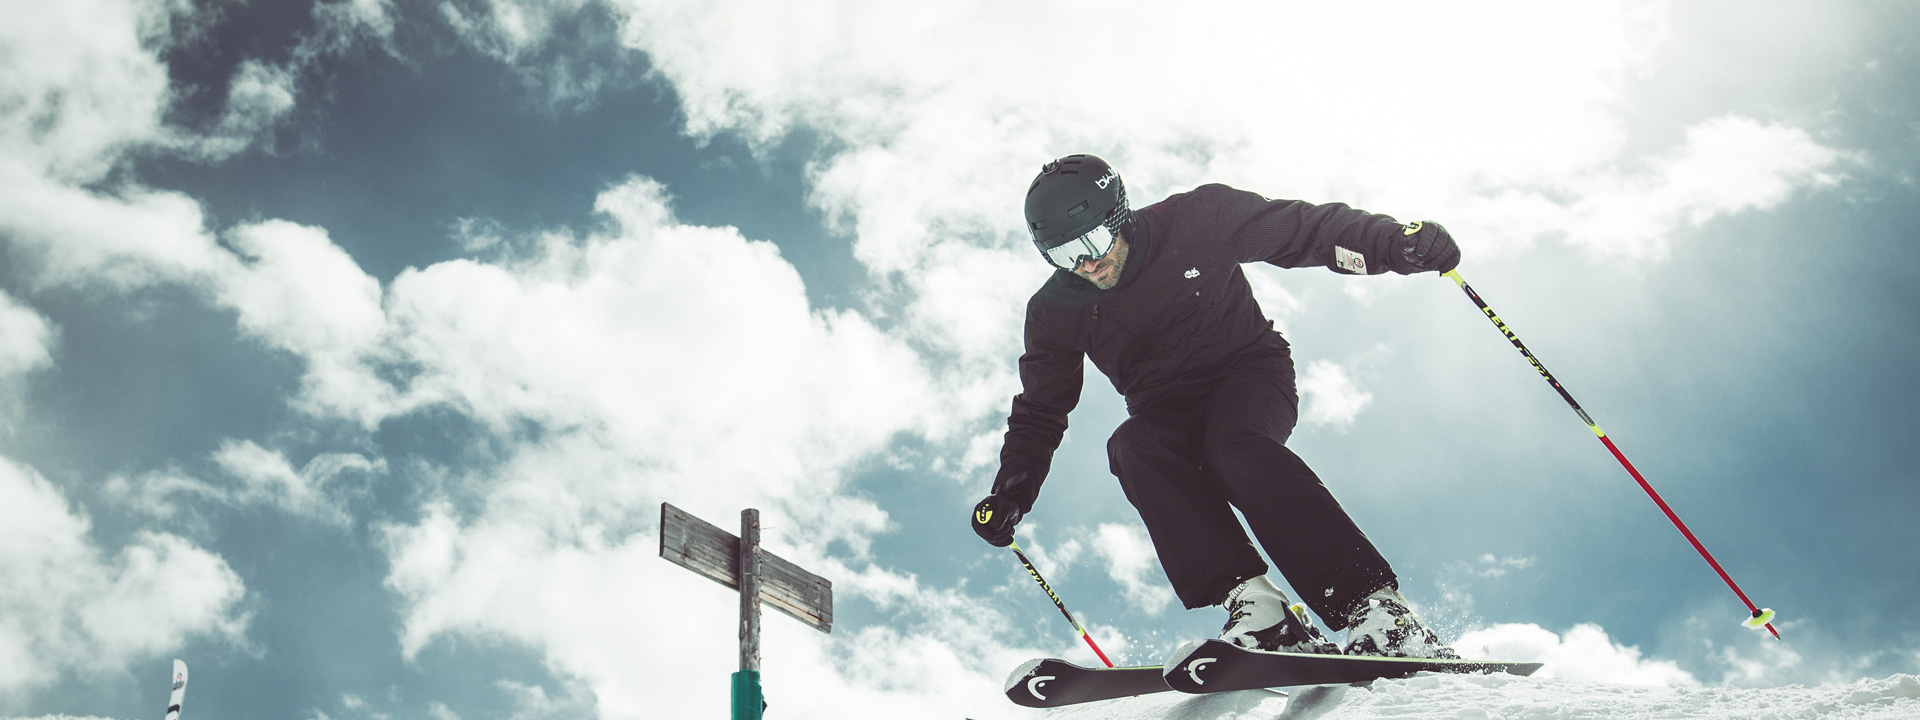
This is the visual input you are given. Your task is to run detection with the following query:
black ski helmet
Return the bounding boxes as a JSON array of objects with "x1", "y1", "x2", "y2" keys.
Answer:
[{"x1": 1024, "y1": 154, "x2": 1130, "y2": 270}]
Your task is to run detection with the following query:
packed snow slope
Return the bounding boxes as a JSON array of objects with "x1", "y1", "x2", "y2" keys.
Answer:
[{"x1": 1044, "y1": 672, "x2": 1920, "y2": 720}]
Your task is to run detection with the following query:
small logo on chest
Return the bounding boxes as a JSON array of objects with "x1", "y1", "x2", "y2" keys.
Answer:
[{"x1": 1184, "y1": 267, "x2": 1200, "y2": 279}]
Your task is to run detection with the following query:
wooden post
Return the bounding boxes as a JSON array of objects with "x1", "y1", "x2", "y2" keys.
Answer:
[
  {"x1": 734, "y1": 509, "x2": 764, "y2": 720},
  {"x1": 659, "y1": 503, "x2": 828, "y2": 720},
  {"x1": 658, "y1": 502, "x2": 833, "y2": 632},
  {"x1": 739, "y1": 509, "x2": 761, "y2": 673}
]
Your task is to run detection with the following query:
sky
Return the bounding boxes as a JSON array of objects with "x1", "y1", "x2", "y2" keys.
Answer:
[{"x1": 1, "y1": 1, "x2": 1918, "y2": 719}]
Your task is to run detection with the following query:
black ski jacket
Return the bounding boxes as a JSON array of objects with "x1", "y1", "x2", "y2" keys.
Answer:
[{"x1": 991, "y1": 183, "x2": 1422, "y2": 509}]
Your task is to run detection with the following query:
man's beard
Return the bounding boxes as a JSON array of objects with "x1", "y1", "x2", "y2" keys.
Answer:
[{"x1": 1081, "y1": 236, "x2": 1130, "y2": 289}]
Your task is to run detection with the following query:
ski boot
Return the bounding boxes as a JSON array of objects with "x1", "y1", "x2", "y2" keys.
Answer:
[
  {"x1": 1342, "y1": 586, "x2": 1460, "y2": 658},
  {"x1": 1218, "y1": 576, "x2": 1340, "y2": 654}
]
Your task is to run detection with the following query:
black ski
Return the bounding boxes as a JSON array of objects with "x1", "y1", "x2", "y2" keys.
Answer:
[
  {"x1": 1163, "y1": 639, "x2": 1543, "y2": 694},
  {"x1": 1003, "y1": 658, "x2": 1172, "y2": 708}
]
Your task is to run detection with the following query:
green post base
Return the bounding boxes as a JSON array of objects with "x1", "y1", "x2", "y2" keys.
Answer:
[{"x1": 731, "y1": 670, "x2": 765, "y2": 720}]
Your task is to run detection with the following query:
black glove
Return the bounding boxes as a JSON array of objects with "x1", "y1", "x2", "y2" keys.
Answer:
[
  {"x1": 1392, "y1": 220, "x2": 1460, "y2": 274},
  {"x1": 971, "y1": 494, "x2": 1024, "y2": 548}
]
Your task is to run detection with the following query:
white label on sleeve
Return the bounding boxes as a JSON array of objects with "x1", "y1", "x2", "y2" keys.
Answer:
[{"x1": 1334, "y1": 245, "x2": 1368, "y2": 274}]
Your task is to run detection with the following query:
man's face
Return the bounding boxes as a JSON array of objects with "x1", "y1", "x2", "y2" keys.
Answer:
[{"x1": 1074, "y1": 233, "x2": 1130, "y2": 290}]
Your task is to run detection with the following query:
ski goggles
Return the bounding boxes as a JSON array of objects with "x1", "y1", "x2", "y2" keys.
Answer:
[{"x1": 1037, "y1": 223, "x2": 1117, "y2": 271}]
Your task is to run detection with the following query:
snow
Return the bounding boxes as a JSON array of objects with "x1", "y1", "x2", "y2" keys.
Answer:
[{"x1": 1042, "y1": 672, "x2": 1920, "y2": 720}]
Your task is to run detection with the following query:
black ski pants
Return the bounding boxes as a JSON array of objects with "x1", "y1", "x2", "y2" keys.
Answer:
[{"x1": 1107, "y1": 350, "x2": 1394, "y2": 629}]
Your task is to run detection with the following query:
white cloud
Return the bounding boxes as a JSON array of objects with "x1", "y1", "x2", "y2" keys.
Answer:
[
  {"x1": 189, "y1": 0, "x2": 404, "y2": 162},
  {"x1": 1678, "y1": 613, "x2": 1892, "y2": 689},
  {"x1": 312, "y1": 0, "x2": 399, "y2": 57},
  {"x1": 441, "y1": 0, "x2": 595, "y2": 62},
  {"x1": 1, "y1": 13, "x2": 995, "y2": 694},
  {"x1": 1243, "y1": 267, "x2": 1304, "y2": 335},
  {"x1": 0, "y1": 290, "x2": 56, "y2": 381},
  {"x1": 0, "y1": 167, "x2": 233, "y2": 293},
  {"x1": 1715, "y1": 633, "x2": 1811, "y2": 688},
  {"x1": 185, "y1": 59, "x2": 300, "y2": 162},
  {"x1": 219, "y1": 219, "x2": 396, "y2": 426},
  {"x1": 0, "y1": 0, "x2": 399, "y2": 297},
  {"x1": 491, "y1": 678, "x2": 593, "y2": 720},
  {"x1": 361, "y1": 178, "x2": 1035, "y2": 718},
  {"x1": 212, "y1": 440, "x2": 383, "y2": 526},
  {"x1": 1554, "y1": 116, "x2": 1845, "y2": 261},
  {"x1": 1298, "y1": 360, "x2": 1373, "y2": 429},
  {"x1": 440, "y1": 0, "x2": 631, "y2": 109},
  {"x1": 1454, "y1": 622, "x2": 1699, "y2": 686},
  {"x1": 1089, "y1": 523, "x2": 1175, "y2": 615},
  {"x1": 1429, "y1": 554, "x2": 1540, "y2": 629},
  {"x1": 355, "y1": 178, "x2": 941, "y2": 511},
  {"x1": 1469, "y1": 554, "x2": 1536, "y2": 579},
  {"x1": 1035, "y1": 531, "x2": 1087, "y2": 584},
  {"x1": 581, "y1": 0, "x2": 1843, "y2": 409},
  {"x1": 0, "y1": 0, "x2": 176, "y2": 183},
  {"x1": 184, "y1": 0, "x2": 409, "y2": 162},
  {"x1": 382, "y1": 502, "x2": 1035, "y2": 720},
  {"x1": 0, "y1": 292, "x2": 56, "y2": 426},
  {"x1": 0, "y1": 0, "x2": 246, "y2": 293},
  {"x1": 99, "y1": 443, "x2": 380, "y2": 529},
  {"x1": 0, "y1": 456, "x2": 248, "y2": 696},
  {"x1": 101, "y1": 468, "x2": 228, "y2": 524}
]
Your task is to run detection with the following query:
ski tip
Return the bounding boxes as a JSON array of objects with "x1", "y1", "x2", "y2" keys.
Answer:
[
  {"x1": 1743, "y1": 608, "x2": 1776, "y2": 630},
  {"x1": 1004, "y1": 658, "x2": 1046, "y2": 693},
  {"x1": 1501, "y1": 661, "x2": 1547, "y2": 678},
  {"x1": 1165, "y1": 639, "x2": 1209, "y2": 664}
]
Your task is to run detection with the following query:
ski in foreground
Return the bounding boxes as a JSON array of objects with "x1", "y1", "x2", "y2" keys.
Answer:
[
  {"x1": 1163, "y1": 639, "x2": 1542, "y2": 694},
  {"x1": 1004, "y1": 658, "x2": 1173, "y2": 708},
  {"x1": 1005, "y1": 640, "x2": 1540, "y2": 708}
]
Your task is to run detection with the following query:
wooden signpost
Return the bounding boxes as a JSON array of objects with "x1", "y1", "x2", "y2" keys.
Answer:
[{"x1": 659, "y1": 502, "x2": 833, "y2": 720}]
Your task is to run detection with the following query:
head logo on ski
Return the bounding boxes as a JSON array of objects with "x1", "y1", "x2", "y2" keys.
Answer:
[{"x1": 1185, "y1": 656, "x2": 1217, "y2": 686}]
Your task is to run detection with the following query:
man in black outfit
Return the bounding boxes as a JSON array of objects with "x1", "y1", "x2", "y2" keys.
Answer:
[{"x1": 970, "y1": 154, "x2": 1460, "y2": 658}]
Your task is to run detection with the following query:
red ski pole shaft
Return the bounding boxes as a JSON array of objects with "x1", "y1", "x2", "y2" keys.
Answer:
[
  {"x1": 1444, "y1": 270, "x2": 1778, "y2": 639},
  {"x1": 1009, "y1": 540, "x2": 1115, "y2": 667}
]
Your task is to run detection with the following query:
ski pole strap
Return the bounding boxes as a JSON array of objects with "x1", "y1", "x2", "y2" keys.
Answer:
[
  {"x1": 1443, "y1": 270, "x2": 1779, "y2": 639},
  {"x1": 1010, "y1": 540, "x2": 1116, "y2": 667}
]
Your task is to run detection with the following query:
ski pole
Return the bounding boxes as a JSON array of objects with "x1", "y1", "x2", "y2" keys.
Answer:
[
  {"x1": 1443, "y1": 269, "x2": 1779, "y2": 639},
  {"x1": 1008, "y1": 539, "x2": 1115, "y2": 667}
]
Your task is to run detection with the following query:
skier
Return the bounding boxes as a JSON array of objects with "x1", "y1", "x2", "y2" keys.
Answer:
[{"x1": 971, "y1": 154, "x2": 1461, "y2": 659}]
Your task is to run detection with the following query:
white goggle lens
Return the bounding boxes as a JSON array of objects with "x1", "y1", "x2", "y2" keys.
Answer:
[{"x1": 1040, "y1": 225, "x2": 1115, "y2": 270}]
